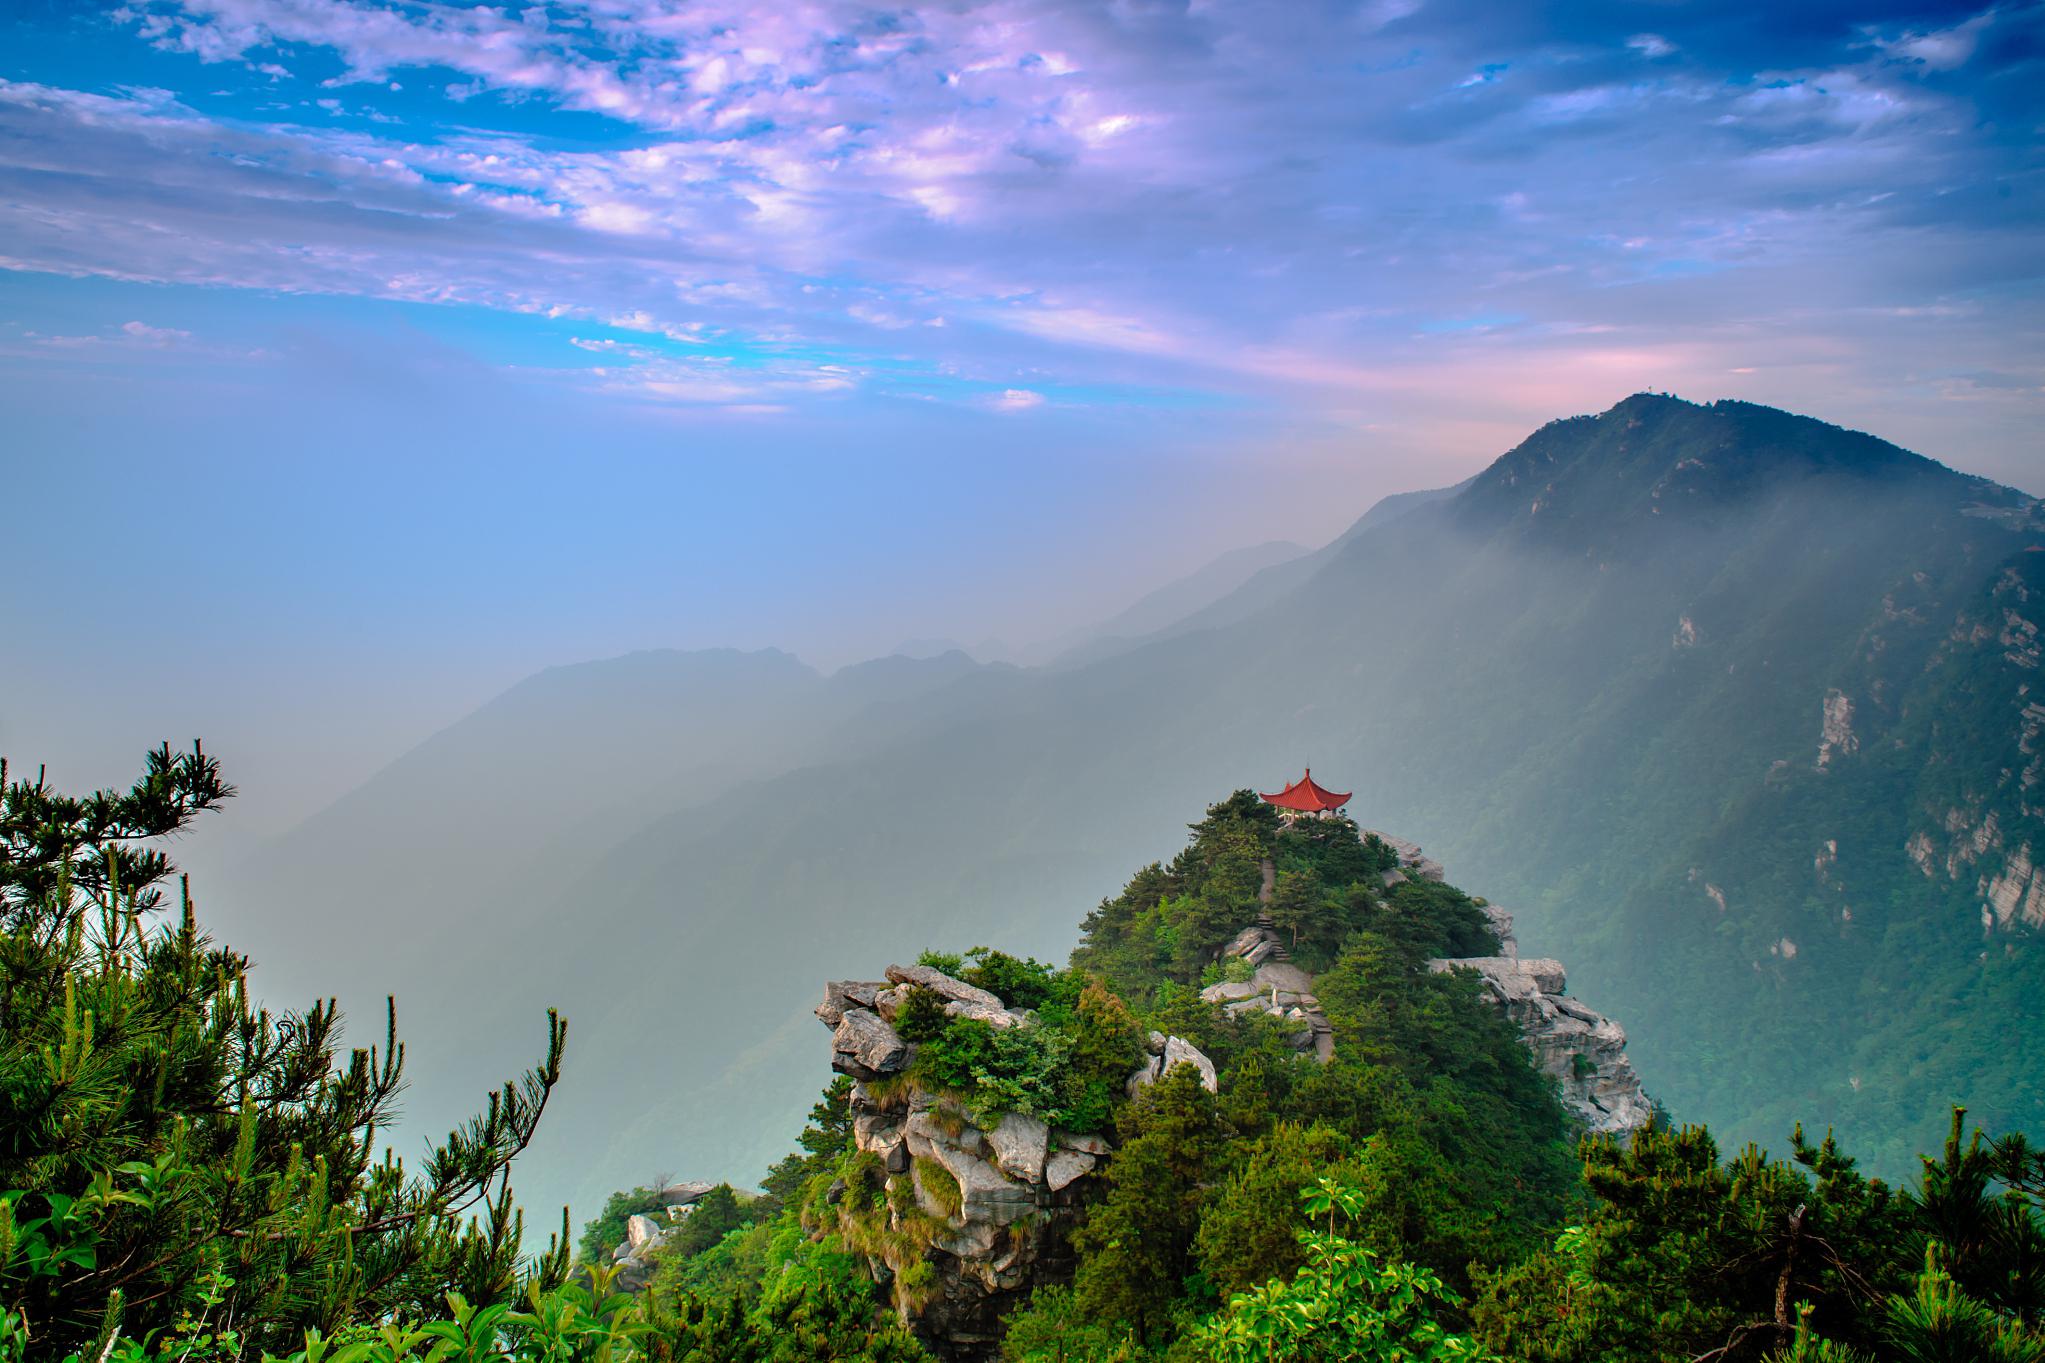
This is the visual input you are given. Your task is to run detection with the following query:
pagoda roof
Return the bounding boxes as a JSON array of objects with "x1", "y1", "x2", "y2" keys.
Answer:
[{"x1": 1260, "y1": 768, "x2": 1351, "y2": 813}]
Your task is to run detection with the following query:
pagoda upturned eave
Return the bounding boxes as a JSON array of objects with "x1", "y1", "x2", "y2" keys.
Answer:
[{"x1": 1259, "y1": 768, "x2": 1352, "y2": 813}]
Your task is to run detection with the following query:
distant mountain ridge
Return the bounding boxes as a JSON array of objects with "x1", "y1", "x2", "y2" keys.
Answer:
[{"x1": 214, "y1": 394, "x2": 2045, "y2": 1227}]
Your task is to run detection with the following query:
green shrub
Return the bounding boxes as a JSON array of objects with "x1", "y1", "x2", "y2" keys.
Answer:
[
  {"x1": 914, "y1": 1157, "x2": 963, "y2": 1219},
  {"x1": 663, "y1": 1184, "x2": 765, "y2": 1261},
  {"x1": 960, "y1": 948, "x2": 1058, "y2": 1011},
  {"x1": 895, "y1": 985, "x2": 952, "y2": 1042},
  {"x1": 912, "y1": 1015, "x2": 998, "y2": 1093},
  {"x1": 1194, "y1": 1190, "x2": 1495, "y2": 1363},
  {"x1": 896, "y1": 1257, "x2": 939, "y2": 1311}
]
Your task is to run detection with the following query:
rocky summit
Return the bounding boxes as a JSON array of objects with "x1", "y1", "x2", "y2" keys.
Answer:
[{"x1": 789, "y1": 819, "x2": 1647, "y2": 1359}]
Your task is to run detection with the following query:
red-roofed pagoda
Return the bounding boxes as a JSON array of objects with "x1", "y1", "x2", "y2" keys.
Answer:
[{"x1": 1260, "y1": 768, "x2": 1351, "y2": 816}]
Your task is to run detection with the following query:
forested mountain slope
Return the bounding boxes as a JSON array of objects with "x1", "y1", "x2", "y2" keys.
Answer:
[{"x1": 223, "y1": 395, "x2": 2045, "y2": 1225}]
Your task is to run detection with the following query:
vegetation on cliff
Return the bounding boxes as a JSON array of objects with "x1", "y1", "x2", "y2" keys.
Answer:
[{"x1": 894, "y1": 949, "x2": 1145, "y2": 1132}]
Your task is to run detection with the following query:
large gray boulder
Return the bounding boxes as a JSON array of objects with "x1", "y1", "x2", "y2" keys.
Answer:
[
  {"x1": 885, "y1": 963, "x2": 1006, "y2": 1011},
  {"x1": 1045, "y1": 1148, "x2": 1096, "y2": 1192},
  {"x1": 1129, "y1": 1034, "x2": 1218, "y2": 1097},
  {"x1": 1252, "y1": 960, "x2": 1314, "y2": 995},
  {"x1": 903, "y1": 1111, "x2": 1038, "y2": 1225},
  {"x1": 1163, "y1": 1035, "x2": 1218, "y2": 1093},
  {"x1": 1436, "y1": 956, "x2": 1565, "y2": 998},
  {"x1": 944, "y1": 999, "x2": 1029, "y2": 1029},
  {"x1": 816, "y1": 980, "x2": 884, "y2": 1026},
  {"x1": 660, "y1": 1180, "x2": 715, "y2": 1207},
  {"x1": 984, "y1": 1112, "x2": 1050, "y2": 1184},
  {"x1": 1199, "y1": 979, "x2": 1262, "y2": 1004},
  {"x1": 625, "y1": 1213, "x2": 665, "y2": 1252},
  {"x1": 831, "y1": 1008, "x2": 909, "y2": 1079},
  {"x1": 1054, "y1": 1129, "x2": 1111, "y2": 1156}
]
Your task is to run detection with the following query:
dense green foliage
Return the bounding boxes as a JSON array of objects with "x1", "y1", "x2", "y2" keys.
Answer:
[
  {"x1": 1473, "y1": 1108, "x2": 2045, "y2": 1361},
  {"x1": 1071, "y1": 794, "x2": 1401, "y2": 985},
  {"x1": 1193, "y1": 1180, "x2": 1494, "y2": 1362}
]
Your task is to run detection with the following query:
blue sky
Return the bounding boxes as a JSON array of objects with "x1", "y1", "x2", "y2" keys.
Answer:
[{"x1": 3, "y1": 0, "x2": 2042, "y2": 835}]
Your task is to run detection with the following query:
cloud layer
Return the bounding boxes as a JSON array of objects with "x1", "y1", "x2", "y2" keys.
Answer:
[{"x1": 1, "y1": 0, "x2": 2040, "y2": 460}]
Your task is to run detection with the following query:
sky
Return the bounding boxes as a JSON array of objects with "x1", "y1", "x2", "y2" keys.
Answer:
[{"x1": 3, "y1": 0, "x2": 2043, "y2": 843}]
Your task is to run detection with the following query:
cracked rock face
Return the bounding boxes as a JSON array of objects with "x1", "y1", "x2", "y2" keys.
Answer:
[
  {"x1": 1818, "y1": 689, "x2": 1859, "y2": 769},
  {"x1": 813, "y1": 967, "x2": 1112, "y2": 1361},
  {"x1": 885, "y1": 963, "x2": 1008, "y2": 1012},
  {"x1": 1426, "y1": 947, "x2": 1654, "y2": 1135}
]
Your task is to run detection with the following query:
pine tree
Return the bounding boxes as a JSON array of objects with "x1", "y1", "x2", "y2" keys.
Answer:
[
  {"x1": 1071, "y1": 1063, "x2": 1223, "y2": 1343},
  {"x1": 0, "y1": 746, "x2": 570, "y2": 1357}
]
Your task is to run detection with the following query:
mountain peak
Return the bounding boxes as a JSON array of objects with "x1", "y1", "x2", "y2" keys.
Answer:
[{"x1": 1454, "y1": 393, "x2": 1964, "y2": 546}]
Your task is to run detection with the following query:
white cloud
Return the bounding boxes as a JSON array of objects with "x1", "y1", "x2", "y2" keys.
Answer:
[
  {"x1": 1872, "y1": 11, "x2": 1994, "y2": 72},
  {"x1": 989, "y1": 387, "x2": 1044, "y2": 411},
  {"x1": 20, "y1": 319, "x2": 261, "y2": 360},
  {"x1": 120, "y1": 320, "x2": 193, "y2": 345}
]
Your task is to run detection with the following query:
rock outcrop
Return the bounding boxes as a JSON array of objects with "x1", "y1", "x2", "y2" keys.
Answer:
[
  {"x1": 1194, "y1": 828, "x2": 1652, "y2": 1136},
  {"x1": 1427, "y1": 902, "x2": 1654, "y2": 1134},
  {"x1": 833, "y1": 1007, "x2": 912, "y2": 1078},
  {"x1": 1908, "y1": 802, "x2": 2045, "y2": 933},
  {"x1": 1360, "y1": 828, "x2": 1448, "y2": 884},
  {"x1": 1198, "y1": 924, "x2": 1334, "y2": 1062},
  {"x1": 1125, "y1": 1029, "x2": 1220, "y2": 1096},
  {"x1": 811, "y1": 964, "x2": 1120, "y2": 1361},
  {"x1": 608, "y1": 1180, "x2": 718, "y2": 1291}
]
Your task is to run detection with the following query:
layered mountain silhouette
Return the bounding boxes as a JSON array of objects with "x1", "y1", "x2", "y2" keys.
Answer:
[{"x1": 214, "y1": 394, "x2": 2045, "y2": 1226}]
